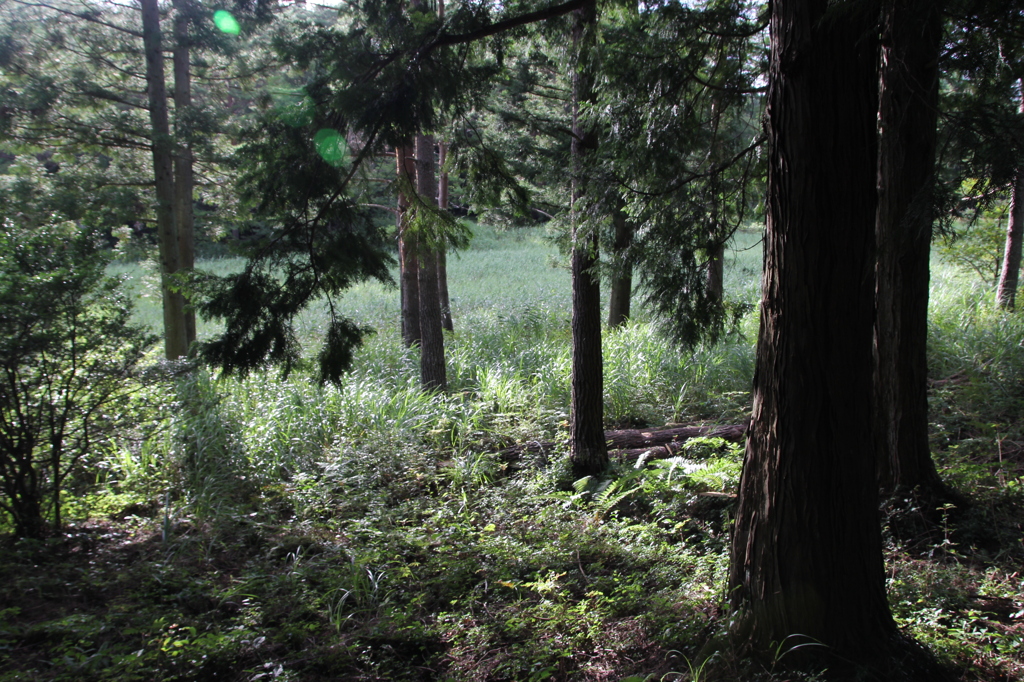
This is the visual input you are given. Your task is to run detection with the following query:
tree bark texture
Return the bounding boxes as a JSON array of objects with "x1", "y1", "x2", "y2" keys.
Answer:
[
  {"x1": 874, "y1": 0, "x2": 944, "y2": 494},
  {"x1": 397, "y1": 145, "x2": 421, "y2": 348},
  {"x1": 415, "y1": 134, "x2": 447, "y2": 392},
  {"x1": 173, "y1": 0, "x2": 196, "y2": 347},
  {"x1": 728, "y1": 0, "x2": 898, "y2": 660},
  {"x1": 141, "y1": 0, "x2": 187, "y2": 360},
  {"x1": 437, "y1": 140, "x2": 454, "y2": 331},
  {"x1": 569, "y1": 0, "x2": 607, "y2": 478},
  {"x1": 997, "y1": 82, "x2": 1024, "y2": 311},
  {"x1": 607, "y1": 200, "x2": 633, "y2": 328}
]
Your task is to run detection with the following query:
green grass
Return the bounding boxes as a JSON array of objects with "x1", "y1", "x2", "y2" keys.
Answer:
[{"x1": 1, "y1": 225, "x2": 1021, "y2": 681}]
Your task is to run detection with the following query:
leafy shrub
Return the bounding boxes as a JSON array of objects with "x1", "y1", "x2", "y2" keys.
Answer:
[
  {"x1": 0, "y1": 219, "x2": 155, "y2": 537},
  {"x1": 936, "y1": 212, "x2": 1008, "y2": 286}
]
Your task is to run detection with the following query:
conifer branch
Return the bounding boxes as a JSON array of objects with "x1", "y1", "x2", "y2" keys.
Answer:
[
  {"x1": 11, "y1": 0, "x2": 144, "y2": 38},
  {"x1": 423, "y1": 0, "x2": 590, "y2": 54}
]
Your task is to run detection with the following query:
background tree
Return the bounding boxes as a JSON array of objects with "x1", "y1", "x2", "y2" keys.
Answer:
[
  {"x1": 414, "y1": 131, "x2": 447, "y2": 391},
  {"x1": 397, "y1": 143, "x2": 422, "y2": 347},
  {"x1": 0, "y1": 0, "x2": 259, "y2": 358},
  {"x1": 173, "y1": 0, "x2": 198, "y2": 344},
  {"x1": 606, "y1": 198, "x2": 633, "y2": 328},
  {"x1": 996, "y1": 87, "x2": 1024, "y2": 310},
  {"x1": 940, "y1": 0, "x2": 1024, "y2": 305},
  {"x1": 193, "y1": 0, "x2": 573, "y2": 383},
  {"x1": 873, "y1": 0, "x2": 946, "y2": 495},
  {"x1": 597, "y1": 0, "x2": 765, "y2": 348},
  {"x1": 568, "y1": 0, "x2": 607, "y2": 477},
  {"x1": 142, "y1": 0, "x2": 188, "y2": 359}
]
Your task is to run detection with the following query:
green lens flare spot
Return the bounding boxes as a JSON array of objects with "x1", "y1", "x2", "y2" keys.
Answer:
[
  {"x1": 213, "y1": 10, "x2": 240, "y2": 35},
  {"x1": 314, "y1": 129, "x2": 348, "y2": 167}
]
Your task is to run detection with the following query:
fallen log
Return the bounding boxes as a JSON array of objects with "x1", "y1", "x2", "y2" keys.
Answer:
[
  {"x1": 604, "y1": 423, "x2": 745, "y2": 450},
  {"x1": 496, "y1": 423, "x2": 746, "y2": 464}
]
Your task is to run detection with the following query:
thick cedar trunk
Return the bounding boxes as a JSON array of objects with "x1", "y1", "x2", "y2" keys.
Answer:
[
  {"x1": 397, "y1": 145, "x2": 421, "y2": 348},
  {"x1": 141, "y1": 0, "x2": 187, "y2": 360},
  {"x1": 607, "y1": 200, "x2": 632, "y2": 328},
  {"x1": 728, "y1": 0, "x2": 898, "y2": 661},
  {"x1": 172, "y1": 0, "x2": 196, "y2": 347},
  {"x1": 569, "y1": 0, "x2": 607, "y2": 478},
  {"x1": 437, "y1": 140, "x2": 454, "y2": 331},
  {"x1": 874, "y1": 0, "x2": 944, "y2": 494},
  {"x1": 415, "y1": 134, "x2": 447, "y2": 391},
  {"x1": 997, "y1": 84, "x2": 1024, "y2": 310}
]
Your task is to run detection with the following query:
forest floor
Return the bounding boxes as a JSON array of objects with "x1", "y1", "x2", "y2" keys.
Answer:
[
  {"x1": 1, "y1": 226, "x2": 1023, "y2": 680},
  {"x1": 1, "y1": 419, "x2": 1021, "y2": 681}
]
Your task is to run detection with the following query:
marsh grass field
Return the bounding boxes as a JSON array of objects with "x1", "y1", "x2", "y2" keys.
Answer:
[{"x1": 1, "y1": 224, "x2": 1022, "y2": 681}]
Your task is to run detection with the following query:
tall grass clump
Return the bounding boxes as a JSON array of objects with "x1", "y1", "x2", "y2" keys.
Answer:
[
  {"x1": 167, "y1": 369, "x2": 254, "y2": 518},
  {"x1": 603, "y1": 321, "x2": 756, "y2": 426},
  {"x1": 929, "y1": 265, "x2": 1024, "y2": 423}
]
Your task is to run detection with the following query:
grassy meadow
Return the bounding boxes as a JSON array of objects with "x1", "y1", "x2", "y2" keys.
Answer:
[{"x1": 1, "y1": 224, "x2": 1022, "y2": 681}]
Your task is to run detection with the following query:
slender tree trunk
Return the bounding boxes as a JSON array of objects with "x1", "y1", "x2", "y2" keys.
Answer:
[
  {"x1": 416, "y1": 133, "x2": 447, "y2": 391},
  {"x1": 874, "y1": 0, "x2": 945, "y2": 494},
  {"x1": 397, "y1": 145, "x2": 421, "y2": 348},
  {"x1": 706, "y1": 242, "x2": 725, "y2": 306},
  {"x1": 173, "y1": 0, "x2": 196, "y2": 348},
  {"x1": 998, "y1": 175, "x2": 1024, "y2": 310},
  {"x1": 141, "y1": 0, "x2": 187, "y2": 360},
  {"x1": 569, "y1": 0, "x2": 607, "y2": 478},
  {"x1": 706, "y1": 95, "x2": 726, "y2": 306},
  {"x1": 49, "y1": 437, "x2": 60, "y2": 535},
  {"x1": 437, "y1": 140, "x2": 454, "y2": 331},
  {"x1": 9, "y1": 443, "x2": 43, "y2": 538},
  {"x1": 607, "y1": 199, "x2": 632, "y2": 328},
  {"x1": 997, "y1": 82, "x2": 1024, "y2": 310},
  {"x1": 728, "y1": 0, "x2": 899, "y2": 662}
]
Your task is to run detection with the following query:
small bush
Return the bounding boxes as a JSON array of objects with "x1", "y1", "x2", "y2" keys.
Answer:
[{"x1": 0, "y1": 219, "x2": 155, "y2": 537}]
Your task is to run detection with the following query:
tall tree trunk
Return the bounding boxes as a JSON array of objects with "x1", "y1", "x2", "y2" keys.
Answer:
[
  {"x1": 141, "y1": 0, "x2": 187, "y2": 360},
  {"x1": 607, "y1": 199, "x2": 632, "y2": 328},
  {"x1": 728, "y1": 0, "x2": 898, "y2": 662},
  {"x1": 437, "y1": 140, "x2": 454, "y2": 331},
  {"x1": 397, "y1": 144, "x2": 421, "y2": 348},
  {"x1": 173, "y1": 0, "x2": 196, "y2": 348},
  {"x1": 706, "y1": 97, "x2": 725, "y2": 307},
  {"x1": 874, "y1": 0, "x2": 945, "y2": 494},
  {"x1": 416, "y1": 133, "x2": 447, "y2": 392},
  {"x1": 997, "y1": 82, "x2": 1024, "y2": 311},
  {"x1": 706, "y1": 242, "x2": 725, "y2": 306},
  {"x1": 569, "y1": 0, "x2": 607, "y2": 478},
  {"x1": 997, "y1": 174, "x2": 1024, "y2": 310}
]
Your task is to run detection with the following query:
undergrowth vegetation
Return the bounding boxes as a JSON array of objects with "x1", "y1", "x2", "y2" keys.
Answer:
[{"x1": 0, "y1": 226, "x2": 1021, "y2": 681}]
